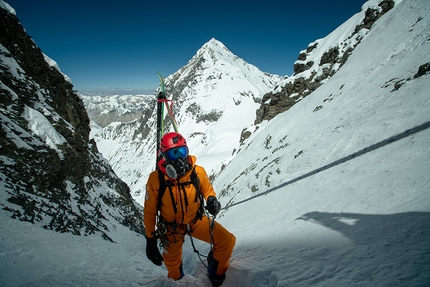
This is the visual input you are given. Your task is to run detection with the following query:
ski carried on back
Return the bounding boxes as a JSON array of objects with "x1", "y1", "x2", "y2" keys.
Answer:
[
  {"x1": 156, "y1": 71, "x2": 166, "y2": 167},
  {"x1": 156, "y1": 71, "x2": 179, "y2": 167}
]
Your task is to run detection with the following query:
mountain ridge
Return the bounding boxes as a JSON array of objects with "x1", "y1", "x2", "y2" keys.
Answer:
[{"x1": 0, "y1": 3, "x2": 143, "y2": 242}]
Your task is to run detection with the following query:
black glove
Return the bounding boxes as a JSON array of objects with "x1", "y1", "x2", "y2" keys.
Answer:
[
  {"x1": 146, "y1": 236, "x2": 163, "y2": 266},
  {"x1": 206, "y1": 196, "x2": 221, "y2": 216}
]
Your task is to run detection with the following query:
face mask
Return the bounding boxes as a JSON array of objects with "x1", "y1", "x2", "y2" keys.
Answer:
[{"x1": 165, "y1": 157, "x2": 190, "y2": 179}]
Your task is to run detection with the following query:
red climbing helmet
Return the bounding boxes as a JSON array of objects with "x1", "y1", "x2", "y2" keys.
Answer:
[{"x1": 160, "y1": 132, "x2": 189, "y2": 161}]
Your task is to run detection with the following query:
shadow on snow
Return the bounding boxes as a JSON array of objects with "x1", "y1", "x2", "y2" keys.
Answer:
[{"x1": 228, "y1": 211, "x2": 430, "y2": 286}]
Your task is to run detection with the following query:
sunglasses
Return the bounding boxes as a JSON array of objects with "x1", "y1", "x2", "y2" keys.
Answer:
[{"x1": 164, "y1": 146, "x2": 189, "y2": 161}]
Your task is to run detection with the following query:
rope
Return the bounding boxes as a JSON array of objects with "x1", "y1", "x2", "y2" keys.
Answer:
[
  {"x1": 187, "y1": 213, "x2": 216, "y2": 269},
  {"x1": 221, "y1": 120, "x2": 430, "y2": 211},
  {"x1": 158, "y1": 98, "x2": 179, "y2": 133}
]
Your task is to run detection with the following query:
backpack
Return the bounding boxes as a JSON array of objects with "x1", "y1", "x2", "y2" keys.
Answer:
[{"x1": 156, "y1": 167, "x2": 205, "y2": 222}]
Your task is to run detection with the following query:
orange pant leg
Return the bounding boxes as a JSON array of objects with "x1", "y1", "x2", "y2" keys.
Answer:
[
  {"x1": 189, "y1": 216, "x2": 236, "y2": 275},
  {"x1": 163, "y1": 229, "x2": 185, "y2": 280}
]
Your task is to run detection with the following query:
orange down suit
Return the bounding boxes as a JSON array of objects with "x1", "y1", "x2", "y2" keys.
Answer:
[{"x1": 144, "y1": 155, "x2": 236, "y2": 280}]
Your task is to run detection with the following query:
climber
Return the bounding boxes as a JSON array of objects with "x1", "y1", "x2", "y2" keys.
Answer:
[{"x1": 144, "y1": 132, "x2": 236, "y2": 286}]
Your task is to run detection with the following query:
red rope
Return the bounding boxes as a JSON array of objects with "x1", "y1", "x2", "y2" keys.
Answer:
[{"x1": 158, "y1": 98, "x2": 179, "y2": 130}]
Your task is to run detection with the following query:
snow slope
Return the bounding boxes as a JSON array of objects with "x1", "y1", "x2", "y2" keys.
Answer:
[
  {"x1": 1, "y1": 0, "x2": 429, "y2": 286},
  {"x1": 213, "y1": 0, "x2": 430, "y2": 285}
]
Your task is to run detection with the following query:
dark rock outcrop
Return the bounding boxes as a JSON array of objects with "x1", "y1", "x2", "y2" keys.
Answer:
[
  {"x1": 255, "y1": 0, "x2": 395, "y2": 124},
  {"x1": 0, "y1": 7, "x2": 143, "y2": 241}
]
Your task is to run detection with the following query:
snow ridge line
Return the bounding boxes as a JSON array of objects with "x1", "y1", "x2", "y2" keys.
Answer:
[{"x1": 222, "y1": 120, "x2": 430, "y2": 210}]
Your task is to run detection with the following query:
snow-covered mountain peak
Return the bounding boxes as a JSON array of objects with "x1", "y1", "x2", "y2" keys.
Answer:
[
  {"x1": 199, "y1": 37, "x2": 230, "y2": 56},
  {"x1": 174, "y1": 38, "x2": 281, "y2": 102},
  {"x1": 0, "y1": 0, "x2": 15, "y2": 15},
  {"x1": 90, "y1": 38, "x2": 282, "y2": 204},
  {"x1": 156, "y1": 39, "x2": 283, "y2": 169},
  {"x1": 193, "y1": 37, "x2": 248, "y2": 72}
]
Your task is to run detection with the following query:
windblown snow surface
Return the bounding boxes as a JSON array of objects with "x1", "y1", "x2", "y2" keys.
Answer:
[{"x1": 1, "y1": 0, "x2": 430, "y2": 286}]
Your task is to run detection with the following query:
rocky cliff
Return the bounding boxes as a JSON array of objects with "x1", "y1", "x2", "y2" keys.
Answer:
[
  {"x1": 255, "y1": 0, "x2": 395, "y2": 124},
  {"x1": 0, "y1": 5, "x2": 143, "y2": 242}
]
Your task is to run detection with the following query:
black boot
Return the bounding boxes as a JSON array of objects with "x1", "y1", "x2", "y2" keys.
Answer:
[
  {"x1": 207, "y1": 271, "x2": 225, "y2": 287},
  {"x1": 178, "y1": 262, "x2": 184, "y2": 280},
  {"x1": 207, "y1": 251, "x2": 225, "y2": 286}
]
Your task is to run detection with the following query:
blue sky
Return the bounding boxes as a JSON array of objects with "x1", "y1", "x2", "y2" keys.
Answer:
[{"x1": 6, "y1": 0, "x2": 367, "y2": 93}]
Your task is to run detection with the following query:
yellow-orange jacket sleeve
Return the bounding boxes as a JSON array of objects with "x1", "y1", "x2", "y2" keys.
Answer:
[
  {"x1": 195, "y1": 165, "x2": 216, "y2": 201},
  {"x1": 143, "y1": 170, "x2": 159, "y2": 238}
]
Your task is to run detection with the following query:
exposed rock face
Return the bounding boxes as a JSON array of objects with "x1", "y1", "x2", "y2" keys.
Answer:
[
  {"x1": 255, "y1": 0, "x2": 395, "y2": 124},
  {"x1": 0, "y1": 7, "x2": 143, "y2": 241}
]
